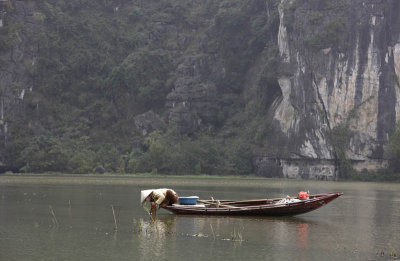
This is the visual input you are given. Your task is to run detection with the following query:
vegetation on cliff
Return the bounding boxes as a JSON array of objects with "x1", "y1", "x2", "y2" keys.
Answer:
[
  {"x1": 1, "y1": 0, "x2": 398, "y2": 181},
  {"x1": 2, "y1": 0, "x2": 280, "y2": 175}
]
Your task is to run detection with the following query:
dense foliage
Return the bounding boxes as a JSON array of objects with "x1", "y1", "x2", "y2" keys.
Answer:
[
  {"x1": 3, "y1": 0, "x2": 395, "y2": 181},
  {"x1": 3, "y1": 0, "x2": 280, "y2": 175}
]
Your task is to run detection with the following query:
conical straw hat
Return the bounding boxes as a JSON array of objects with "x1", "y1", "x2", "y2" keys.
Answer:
[{"x1": 141, "y1": 190, "x2": 153, "y2": 204}]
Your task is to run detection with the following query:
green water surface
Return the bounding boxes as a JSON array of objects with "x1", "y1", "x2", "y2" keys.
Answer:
[{"x1": 0, "y1": 176, "x2": 399, "y2": 261}]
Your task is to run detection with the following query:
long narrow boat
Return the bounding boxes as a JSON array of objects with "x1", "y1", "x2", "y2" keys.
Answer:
[{"x1": 164, "y1": 192, "x2": 343, "y2": 216}]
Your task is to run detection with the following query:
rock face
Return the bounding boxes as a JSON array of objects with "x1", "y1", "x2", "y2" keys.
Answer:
[
  {"x1": 166, "y1": 55, "x2": 220, "y2": 134},
  {"x1": 254, "y1": 0, "x2": 400, "y2": 179},
  {"x1": 95, "y1": 165, "x2": 106, "y2": 174},
  {"x1": 0, "y1": 0, "x2": 399, "y2": 178},
  {"x1": 134, "y1": 110, "x2": 166, "y2": 136}
]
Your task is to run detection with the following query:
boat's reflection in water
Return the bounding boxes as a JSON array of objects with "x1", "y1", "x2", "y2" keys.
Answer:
[
  {"x1": 136, "y1": 214, "x2": 325, "y2": 260},
  {"x1": 296, "y1": 222, "x2": 309, "y2": 261}
]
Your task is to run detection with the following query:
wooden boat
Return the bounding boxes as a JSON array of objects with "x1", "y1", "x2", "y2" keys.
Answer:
[{"x1": 164, "y1": 192, "x2": 343, "y2": 216}]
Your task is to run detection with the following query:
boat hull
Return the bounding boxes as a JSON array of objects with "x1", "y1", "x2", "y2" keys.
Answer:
[{"x1": 164, "y1": 192, "x2": 343, "y2": 216}]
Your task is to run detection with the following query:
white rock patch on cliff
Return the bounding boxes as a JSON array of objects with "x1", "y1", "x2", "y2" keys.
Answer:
[
  {"x1": 274, "y1": 77, "x2": 298, "y2": 134},
  {"x1": 394, "y1": 43, "x2": 400, "y2": 121},
  {"x1": 278, "y1": 0, "x2": 290, "y2": 64}
]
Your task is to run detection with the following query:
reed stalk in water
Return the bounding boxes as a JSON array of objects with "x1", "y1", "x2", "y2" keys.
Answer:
[
  {"x1": 210, "y1": 224, "x2": 216, "y2": 240},
  {"x1": 231, "y1": 227, "x2": 243, "y2": 242},
  {"x1": 49, "y1": 205, "x2": 59, "y2": 227},
  {"x1": 111, "y1": 205, "x2": 118, "y2": 231}
]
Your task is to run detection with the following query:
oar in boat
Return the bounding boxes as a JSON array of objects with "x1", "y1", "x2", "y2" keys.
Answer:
[{"x1": 198, "y1": 196, "x2": 297, "y2": 206}]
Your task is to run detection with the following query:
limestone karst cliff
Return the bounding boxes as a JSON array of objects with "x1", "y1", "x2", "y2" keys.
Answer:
[
  {"x1": 258, "y1": 0, "x2": 400, "y2": 179},
  {"x1": 0, "y1": 0, "x2": 399, "y2": 179}
]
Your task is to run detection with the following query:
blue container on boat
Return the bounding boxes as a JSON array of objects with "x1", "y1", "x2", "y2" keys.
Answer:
[{"x1": 178, "y1": 196, "x2": 199, "y2": 205}]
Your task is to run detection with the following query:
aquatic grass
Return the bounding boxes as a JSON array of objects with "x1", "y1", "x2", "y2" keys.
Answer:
[
  {"x1": 68, "y1": 199, "x2": 72, "y2": 217},
  {"x1": 165, "y1": 219, "x2": 172, "y2": 227},
  {"x1": 230, "y1": 227, "x2": 244, "y2": 242},
  {"x1": 111, "y1": 205, "x2": 119, "y2": 231},
  {"x1": 131, "y1": 218, "x2": 147, "y2": 234},
  {"x1": 132, "y1": 218, "x2": 154, "y2": 235},
  {"x1": 132, "y1": 218, "x2": 137, "y2": 233},
  {"x1": 387, "y1": 243, "x2": 398, "y2": 260},
  {"x1": 48, "y1": 205, "x2": 59, "y2": 228},
  {"x1": 206, "y1": 224, "x2": 245, "y2": 243},
  {"x1": 135, "y1": 219, "x2": 170, "y2": 236},
  {"x1": 210, "y1": 224, "x2": 216, "y2": 240},
  {"x1": 139, "y1": 218, "x2": 146, "y2": 234},
  {"x1": 142, "y1": 203, "x2": 155, "y2": 222}
]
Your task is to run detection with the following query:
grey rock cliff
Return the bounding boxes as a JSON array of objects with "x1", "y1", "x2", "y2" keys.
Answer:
[
  {"x1": 166, "y1": 54, "x2": 220, "y2": 134},
  {"x1": 1, "y1": 0, "x2": 399, "y2": 178},
  {"x1": 258, "y1": 0, "x2": 400, "y2": 179},
  {"x1": 134, "y1": 110, "x2": 166, "y2": 136}
]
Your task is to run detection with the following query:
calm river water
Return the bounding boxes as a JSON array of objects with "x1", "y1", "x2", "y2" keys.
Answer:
[{"x1": 0, "y1": 175, "x2": 399, "y2": 261}]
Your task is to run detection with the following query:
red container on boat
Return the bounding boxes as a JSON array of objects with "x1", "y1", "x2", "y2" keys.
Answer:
[{"x1": 298, "y1": 191, "x2": 309, "y2": 200}]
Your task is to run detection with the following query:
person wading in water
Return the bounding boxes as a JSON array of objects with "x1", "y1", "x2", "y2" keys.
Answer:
[{"x1": 141, "y1": 189, "x2": 178, "y2": 219}]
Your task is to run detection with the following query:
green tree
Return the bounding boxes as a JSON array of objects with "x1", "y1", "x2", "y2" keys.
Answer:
[{"x1": 387, "y1": 124, "x2": 400, "y2": 172}]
